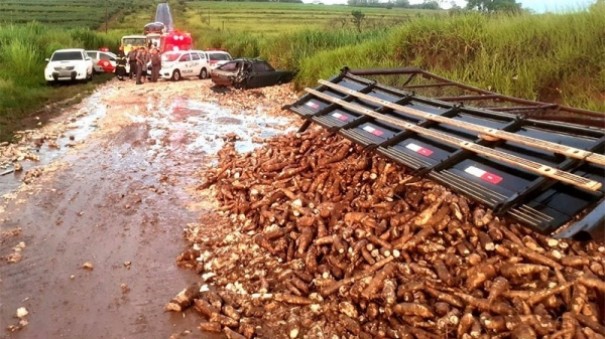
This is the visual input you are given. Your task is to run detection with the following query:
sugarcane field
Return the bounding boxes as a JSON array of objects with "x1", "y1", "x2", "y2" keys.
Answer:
[{"x1": 1, "y1": 0, "x2": 605, "y2": 339}]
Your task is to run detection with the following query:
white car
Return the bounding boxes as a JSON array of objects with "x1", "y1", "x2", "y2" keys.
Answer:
[
  {"x1": 45, "y1": 49, "x2": 93, "y2": 83},
  {"x1": 159, "y1": 50, "x2": 203, "y2": 81},
  {"x1": 85, "y1": 50, "x2": 117, "y2": 73},
  {"x1": 194, "y1": 50, "x2": 232, "y2": 79}
]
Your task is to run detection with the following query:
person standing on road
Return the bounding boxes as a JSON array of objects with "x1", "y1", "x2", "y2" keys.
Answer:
[
  {"x1": 126, "y1": 45, "x2": 137, "y2": 80},
  {"x1": 136, "y1": 47, "x2": 149, "y2": 85},
  {"x1": 115, "y1": 47, "x2": 127, "y2": 81},
  {"x1": 150, "y1": 48, "x2": 161, "y2": 83}
]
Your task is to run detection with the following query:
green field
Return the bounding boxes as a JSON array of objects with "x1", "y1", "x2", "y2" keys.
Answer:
[
  {"x1": 0, "y1": 0, "x2": 151, "y2": 29},
  {"x1": 180, "y1": 2, "x2": 442, "y2": 70},
  {"x1": 294, "y1": 7, "x2": 605, "y2": 112},
  {"x1": 177, "y1": 1, "x2": 604, "y2": 113},
  {"x1": 184, "y1": 2, "x2": 439, "y2": 36},
  {"x1": 1, "y1": 1, "x2": 603, "y2": 140}
]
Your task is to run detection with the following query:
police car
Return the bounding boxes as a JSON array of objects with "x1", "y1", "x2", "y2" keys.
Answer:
[
  {"x1": 85, "y1": 50, "x2": 117, "y2": 73},
  {"x1": 194, "y1": 50, "x2": 232, "y2": 79},
  {"x1": 159, "y1": 50, "x2": 203, "y2": 81}
]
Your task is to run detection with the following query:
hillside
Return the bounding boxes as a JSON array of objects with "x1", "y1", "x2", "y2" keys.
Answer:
[
  {"x1": 1, "y1": 2, "x2": 603, "y2": 140},
  {"x1": 0, "y1": 0, "x2": 149, "y2": 29}
]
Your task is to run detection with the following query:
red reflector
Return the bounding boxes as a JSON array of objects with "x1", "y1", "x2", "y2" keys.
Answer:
[{"x1": 481, "y1": 172, "x2": 503, "y2": 184}]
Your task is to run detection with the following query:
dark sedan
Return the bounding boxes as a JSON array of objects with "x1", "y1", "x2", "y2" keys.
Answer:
[{"x1": 210, "y1": 58, "x2": 295, "y2": 89}]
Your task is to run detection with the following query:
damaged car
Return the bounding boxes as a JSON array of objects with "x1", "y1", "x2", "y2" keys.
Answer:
[{"x1": 210, "y1": 58, "x2": 295, "y2": 89}]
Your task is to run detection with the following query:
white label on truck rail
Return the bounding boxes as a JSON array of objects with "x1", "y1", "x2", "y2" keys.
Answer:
[
  {"x1": 406, "y1": 143, "x2": 434, "y2": 157},
  {"x1": 362, "y1": 125, "x2": 384, "y2": 136},
  {"x1": 305, "y1": 101, "x2": 320, "y2": 110},
  {"x1": 465, "y1": 166, "x2": 503, "y2": 185},
  {"x1": 331, "y1": 112, "x2": 349, "y2": 121}
]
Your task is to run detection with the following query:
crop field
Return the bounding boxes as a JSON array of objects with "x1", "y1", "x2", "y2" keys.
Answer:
[
  {"x1": 183, "y1": 1, "x2": 440, "y2": 36},
  {"x1": 1, "y1": 0, "x2": 602, "y2": 140},
  {"x1": 0, "y1": 0, "x2": 149, "y2": 29}
]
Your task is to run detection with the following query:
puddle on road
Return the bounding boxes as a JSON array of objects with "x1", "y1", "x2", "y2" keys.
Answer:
[
  {"x1": 1, "y1": 90, "x2": 297, "y2": 196},
  {"x1": 0, "y1": 92, "x2": 108, "y2": 195},
  {"x1": 137, "y1": 97, "x2": 296, "y2": 164}
]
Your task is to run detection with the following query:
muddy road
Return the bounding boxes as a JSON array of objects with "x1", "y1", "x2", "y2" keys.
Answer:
[{"x1": 0, "y1": 80, "x2": 299, "y2": 338}]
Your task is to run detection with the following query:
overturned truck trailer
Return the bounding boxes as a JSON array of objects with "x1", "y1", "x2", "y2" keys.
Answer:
[{"x1": 286, "y1": 67, "x2": 605, "y2": 241}]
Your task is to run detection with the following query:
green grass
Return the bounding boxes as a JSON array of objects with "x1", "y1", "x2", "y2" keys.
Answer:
[
  {"x1": 1, "y1": 1, "x2": 603, "y2": 141},
  {"x1": 184, "y1": 2, "x2": 436, "y2": 37},
  {"x1": 0, "y1": 0, "x2": 150, "y2": 29},
  {"x1": 294, "y1": 8, "x2": 605, "y2": 111},
  {"x1": 0, "y1": 23, "x2": 126, "y2": 140},
  {"x1": 0, "y1": 0, "x2": 161, "y2": 140},
  {"x1": 183, "y1": 2, "x2": 437, "y2": 71},
  {"x1": 180, "y1": 2, "x2": 604, "y2": 112}
]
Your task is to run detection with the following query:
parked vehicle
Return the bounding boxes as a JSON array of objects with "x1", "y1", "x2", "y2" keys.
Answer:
[
  {"x1": 159, "y1": 50, "x2": 204, "y2": 81},
  {"x1": 85, "y1": 50, "x2": 117, "y2": 73},
  {"x1": 193, "y1": 50, "x2": 232, "y2": 79},
  {"x1": 210, "y1": 58, "x2": 295, "y2": 89},
  {"x1": 144, "y1": 21, "x2": 166, "y2": 35},
  {"x1": 157, "y1": 30, "x2": 193, "y2": 53},
  {"x1": 142, "y1": 3, "x2": 193, "y2": 54},
  {"x1": 44, "y1": 48, "x2": 93, "y2": 84},
  {"x1": 120, "y1": 35, "x2": 147, "y2": 56}
]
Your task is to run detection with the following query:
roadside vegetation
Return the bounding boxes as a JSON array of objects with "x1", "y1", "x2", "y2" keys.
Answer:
[
  {"x1": 184, "y1": 2, "x2": 438, "y2": 37},
  {"x1": 185, "y1": 1, "x2": 604, "y2": 112},
  {"x1": 295, "y1": 7, "x2": 605, "y2": 111},
  {"x1": 1, "y1": 0, "x2": 603, "y2": 139},
  {"x1": 0, "y1": 0, "x2": 156, "y2": 140},
  {"x1": 0, "y1": 0, "x2": 149, "y2": 29},
  {"x1": 0, "y1": 24, "x2": 122, "y2": 139},
  {"x1": 183, "y1": 2, "x2": 443, "y2": 80}
]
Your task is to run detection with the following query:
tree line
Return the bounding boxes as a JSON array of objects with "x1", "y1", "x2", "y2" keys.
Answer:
[
  {"x1": 191, "y1": 0, "x2": 527, "y2": 12},
  {"x1": 347, "y1": 0, "x2": 441, "y2": 9},
  {"x1": 201, "y1": 0, "x2": 304, "y2": 2},
  {"x1": 347, "y1": 0, "x2": 524, "y2": 12}
]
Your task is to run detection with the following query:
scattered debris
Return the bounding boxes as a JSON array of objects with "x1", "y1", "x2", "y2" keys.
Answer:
[
  {"x1": 22, "y1": 167, "x2": 43, "y2": 184},
  {"x1": 16, "y1": 307, "x2": 28, "y2": 319},
  {"x1": 6, "y1": 241, "x2": 26, "y2": 263},
  {"x1": 6, "y1": 325, "x2": 20, "y2": 332},
  {"x1": 165, "y1": 283, "x2": 201, "y2": 312},
  {"x1": 6, "y1": 307, "x2": 31, "y2": 331},
  {"x1": 172, "y1": 129, "x2": 605, "y2": 337},
  {"x1": 6, "y1": 252, "x2": 22, "y2": 264},
  {"x1": 82, "y1": 262, "x2": 94, "y2": 270},
  {"x1": 0, "y1": 228, "x2": 22, "y2": 243}
]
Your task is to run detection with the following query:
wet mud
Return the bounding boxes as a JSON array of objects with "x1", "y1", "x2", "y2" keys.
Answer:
[{"x1": 0, "y1": 80, "x2": 299, "y2": 338}]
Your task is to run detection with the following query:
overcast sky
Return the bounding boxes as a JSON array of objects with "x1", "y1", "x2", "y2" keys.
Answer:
[{"x1": 304, "y1": 0, "x2": 597, "y2": 12}]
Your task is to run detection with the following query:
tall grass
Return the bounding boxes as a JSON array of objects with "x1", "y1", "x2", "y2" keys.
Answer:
[
  {"x1": 191, "y1": 27, "x2": 391, "y2": 71},
  {"x1": 297, "y1": 8, "x2": 605, "y2": 111},
  {"x1": 0, "y1": 22, "x2": 120, "y2": 139},
  {"x1": 0, "y1": 39, "x2": 39, "y2": 81}
]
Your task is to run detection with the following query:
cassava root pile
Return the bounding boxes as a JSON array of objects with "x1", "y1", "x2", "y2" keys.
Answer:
[{"x1": 171, "y1": 128, "x2": 605, "y2": 338}]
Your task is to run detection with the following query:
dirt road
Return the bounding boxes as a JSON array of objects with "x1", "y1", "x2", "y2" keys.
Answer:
[{"x1": 0, "y1": 79, "x2": 299, "y2": 338}]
